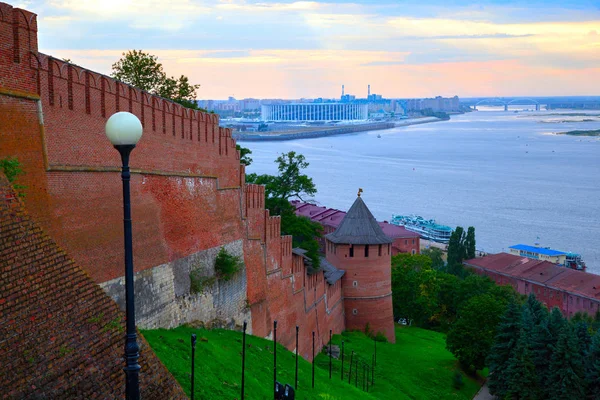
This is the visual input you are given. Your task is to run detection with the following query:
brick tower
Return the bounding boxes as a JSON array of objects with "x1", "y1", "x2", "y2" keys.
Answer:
[{"x1": 325, "y1": 191, "x2": 396, "y2": 343}]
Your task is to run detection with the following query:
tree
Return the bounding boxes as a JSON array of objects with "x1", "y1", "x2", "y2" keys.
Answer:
[
  {"x1": 111, "y1": 50, "x2": 166, "y2": 94},
  {"x1": 236, "y1": 144, "x2": 253, "y2": 166},
  {"x1": 421, "y1": 247, "x2": 444, "y2": 270},
  {"x1": 111, "y1": 50, "x2": 202, "y2": 110},
  {"x1": 505, "y1": 330, "x2": 539, "y2": 400},
  {"x1": 587, "y1": 332, "x2": 600, "y2": 400},
  {"x1": 390, "y1": 253, "x2": 439, "y2": 326},
  {"x1": 524, "y1": 293, "x2": 549, "y2": 326},
  {"x1": 548, "y1": 325, "x2": 586, "y2": 400},
  {"x1": 574, "y1": 321, "x2": 592, "y2": 355},
  {"x1": 246, "y1": 151, "x2": 321, "y2": 267},
  {"x1": 530, "y1": 318, "x2": 555, "y2": 398},
  {"x1": 446, "y1": 226, "x2": 466, "y2": 272},
  {"x1": 487, "y1": 301, "x2": 522, "y2": 398},
  {"x1": 246, "y1": 151, "x2": 317, "y2": 215},
  {"x1": 464, "y1": 227, "x2": 476, "y2": 260},
  {"x1": 446, "y1": 294, "x2": 508, "y2": 372}
]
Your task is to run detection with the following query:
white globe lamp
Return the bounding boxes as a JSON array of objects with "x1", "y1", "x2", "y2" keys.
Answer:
[{"x1": 105, "y1": 111, "x2": 143, "y2": 146}]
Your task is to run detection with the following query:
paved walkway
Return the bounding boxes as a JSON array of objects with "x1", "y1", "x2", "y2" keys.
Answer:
[{"x1": 472, "y1": 382, "x2": 494, "y2": 400}]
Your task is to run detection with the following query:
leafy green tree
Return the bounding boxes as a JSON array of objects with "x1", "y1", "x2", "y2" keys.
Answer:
[
  {"x1": 111, "y1": 50, "x2": 165, "y2": 93},
  {"x1": 587, "y1": 332, "x2": 600, "y2": 400},
  {"x1": 431, "y1": 272, "x2": 462, "y2": 329},
  {"x1": 390, "y1": 253, "x2": 439, "y2": 325},
  {"x1": 111, "y1": 50, "x2": 202, "y2": 110},
  {"x1": 246, "y1": 151, "x2": 321, "y2": 267},
  {"x1": 464, "y1": 227, "x2": 476, "y2": 260},
  {"x1": 158, "y1": 74, "x2": 201, "y2": 109},
  {"x1": 487, "y1": 301, "x2": 522, "y2": 398},
  {"x1": 247, "y1": 151, "x2": 317, "y2": 215},
  {"x1": 446, "y1": 226, "x2": 465, "y2": 267},
  {"x1": 421, "y1": 247, "x2": 444, "y2": 270},
  {"x1": 446, "y1": 294, "x2": 508, "y2": 372},
  {"x1": 236, "y1": 144, "x2": 253, "y2": 166},
  {"x1": 548, "y1": 325, "x2": 586, "y2": 400}
]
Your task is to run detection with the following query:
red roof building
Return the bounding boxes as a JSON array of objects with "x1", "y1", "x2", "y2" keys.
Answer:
[
  {"x1": 464, "y1": 253, "x2": 600, "y2": 317},
  {"x1": 292, "y1": 200, "x2": 420, "y2": 255}
]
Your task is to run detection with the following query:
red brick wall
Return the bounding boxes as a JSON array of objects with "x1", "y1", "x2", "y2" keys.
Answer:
[
  {"x1": 392, "y1": 236, "x2": 420, "y2": 255},
  {"x1": 0, "y1": 1, "x2": 347, "y2": 363},
  {"x1": 0, "y1": 174, "x2": 186, "y2": 399}
]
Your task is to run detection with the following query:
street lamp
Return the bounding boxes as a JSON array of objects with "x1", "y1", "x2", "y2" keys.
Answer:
[{"x1": 105, "y1": 111, "x2": 143, "y2": 400}]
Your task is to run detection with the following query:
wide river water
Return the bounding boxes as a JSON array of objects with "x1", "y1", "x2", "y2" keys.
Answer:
[{"x1": 242, "y1": 109, "x2": 600, "y2": 273}]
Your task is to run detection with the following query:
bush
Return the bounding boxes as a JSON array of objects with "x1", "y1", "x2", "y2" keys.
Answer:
[
  {"x1": 215, "y1": 247, "x2": 242, "y2": 281},
  {"x1": 189, "y1": 270, "x2": 216, "y2": 295},
  {"x1": 0, "y1": 157, "x2": 26, "y2": 197},
  {"x1": 452, "y1": 371, "x2": 464, "y2": 390},
  {"x1": 374, "y1": 332, "x2": 388, "y2": 343}
]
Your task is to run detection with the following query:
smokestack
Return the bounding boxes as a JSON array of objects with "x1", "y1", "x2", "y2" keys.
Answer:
[
  {"x1": 368, "y1": 84, "x2": 371, "y2": 98},
  {"x1": 342, "y1": 84, "x2": 345, "y2": 97}
]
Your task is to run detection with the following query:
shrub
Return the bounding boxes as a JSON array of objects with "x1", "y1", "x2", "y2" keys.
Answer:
[
  {"x1": 189, "y1": 269, "x2": 216, "y2": 295},
  {"x1": 215, "y1": 247, "x2": 242, "y2": 281},
  {"x1": 452, "y1": 371, "x2": 464, "y2": 390},
  {"x1": 374, "y1": 332, "x2": 388, "y2": 343},
  {"x1": 0, "y1": 157, "x2": 26, "y2": 197}
]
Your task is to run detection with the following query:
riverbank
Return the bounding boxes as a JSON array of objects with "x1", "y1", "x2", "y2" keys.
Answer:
[
  {"x1": 557, "y1": 129, "x2": 600, "y2": 136},
  {"x1": 233, "y1": 117, "x2": 443, "y2": 141}
]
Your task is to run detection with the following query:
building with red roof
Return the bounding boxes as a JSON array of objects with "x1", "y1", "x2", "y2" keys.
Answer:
[
  {"x1": 464, "y1": 253, "x2": 600, "y2": 317},
  {"x1": 292, "y1": 200, "x2": 420, "y2": 256}
]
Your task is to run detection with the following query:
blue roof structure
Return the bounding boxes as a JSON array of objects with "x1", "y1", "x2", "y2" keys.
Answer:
[{"x1": 509, "y1": 244, "x2": 566, "y2": 257}]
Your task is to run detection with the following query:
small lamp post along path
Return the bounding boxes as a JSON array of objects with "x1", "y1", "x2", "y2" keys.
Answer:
[{"x1": 105, "y1": 111, "x2": 143, "y2": 400}]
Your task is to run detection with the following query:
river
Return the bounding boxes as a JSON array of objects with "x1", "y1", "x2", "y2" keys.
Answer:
[{"x1": 242, "y1": 108, "x2": 600, "y2": 273}]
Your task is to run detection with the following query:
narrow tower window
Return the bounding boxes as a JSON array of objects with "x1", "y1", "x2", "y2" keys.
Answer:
[
  {"x1": 378, "y1": 244, "x2": 382, "y2": 256},
  {"x1": 364, "y1": 245, "x2": 369, "y2": 258},
  {"x1": 349, "y1": 245, "x2": 354, "y2": 258}
]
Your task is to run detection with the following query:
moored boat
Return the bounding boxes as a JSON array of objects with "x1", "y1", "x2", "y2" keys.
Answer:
[{"x1": 390, "y1": 215, "x2": 452, "y2": 243}]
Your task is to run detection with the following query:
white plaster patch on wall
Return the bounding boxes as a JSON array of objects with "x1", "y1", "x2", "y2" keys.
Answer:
[{"x1": 100, "y1": 239, "x2": 252, "y2": 334}]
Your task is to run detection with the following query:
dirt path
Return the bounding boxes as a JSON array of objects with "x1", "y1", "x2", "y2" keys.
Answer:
[{"x1": 472, "y1": 381, "x2": 494, "y2": 400}]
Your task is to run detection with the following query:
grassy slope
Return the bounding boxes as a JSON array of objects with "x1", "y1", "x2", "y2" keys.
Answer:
[{"x1": 141, "y1": 325, "x2": 482, "y2": 399}]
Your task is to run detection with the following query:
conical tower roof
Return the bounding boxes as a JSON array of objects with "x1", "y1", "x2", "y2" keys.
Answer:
[{"x1": 326, "y1": 195, "x2": 393, "y2": 245}]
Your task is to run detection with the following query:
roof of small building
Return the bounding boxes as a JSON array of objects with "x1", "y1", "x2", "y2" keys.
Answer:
[
  {"x1": 325, "y1": 196, "x2": 393, "y2": 245},
  {"x1": 464, "y1": 253, "x2": 600, "y2": 300},
  {"x1": 292, "y1": 200, "x2": 418, "y2": 239},
  {"x1": 292, "y1": 248, "x2": 345, "y2": 284},
  {"x1": 320, "y1": 257, "x2": 345, "y2": 285},
  {"x1": 509, "y1": 244, "x2": 567, "y2": 257}
]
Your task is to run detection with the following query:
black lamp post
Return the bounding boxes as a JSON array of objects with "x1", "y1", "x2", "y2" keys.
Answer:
[{"x1": 105, "y1": 111, "x2": 143, "y2": 400}]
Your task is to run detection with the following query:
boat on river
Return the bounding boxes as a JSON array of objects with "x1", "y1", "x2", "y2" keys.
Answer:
[{"x1": 390, "y1": 215, "x2": 453, "y2": 243}]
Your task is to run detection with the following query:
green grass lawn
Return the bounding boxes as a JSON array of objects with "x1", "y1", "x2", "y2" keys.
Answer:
[{"x1": 141, "y1": 325, "x2": 483, "y2": 399}]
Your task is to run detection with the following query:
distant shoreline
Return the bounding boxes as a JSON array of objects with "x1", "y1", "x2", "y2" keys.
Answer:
[
  {"x1": 556, "y1": 129, "x2": 600, "y2": 137},
  {"x1": 232, "y1": 117, "x2": 444, "y2": 142}
]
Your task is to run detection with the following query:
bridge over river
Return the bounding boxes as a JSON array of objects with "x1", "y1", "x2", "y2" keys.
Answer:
[
  {"x1": 460, "y1": 96, "x2": 600, "y2": 111},
  {"x1": 471, "y1": 98, "x2": 540, "y2": 111}
]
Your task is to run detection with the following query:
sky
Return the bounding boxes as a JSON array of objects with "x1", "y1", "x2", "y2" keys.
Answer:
[{"x1": 15, "y1": 0, "x2": 600, "y2": 99}]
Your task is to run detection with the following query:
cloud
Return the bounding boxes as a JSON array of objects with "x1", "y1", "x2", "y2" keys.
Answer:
[
  {"x1": 48, "y1": 0, "x2": 211, "y2": 30},
  {"x1": 27, "y1": 0, "x2": 600, "y2": 97}
]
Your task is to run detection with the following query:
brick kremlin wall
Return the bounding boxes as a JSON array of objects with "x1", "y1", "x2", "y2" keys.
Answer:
[
  {"x1": 0, "y1": 0, "x2": 344, "y2": 372},
  {"x1": 0, "y1": 174, "x2": 187, "y2": 398}
]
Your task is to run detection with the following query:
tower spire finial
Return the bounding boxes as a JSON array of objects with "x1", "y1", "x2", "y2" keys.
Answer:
[{"x1": 357, "y1": 188, "x2": 363, "y2": 197}]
